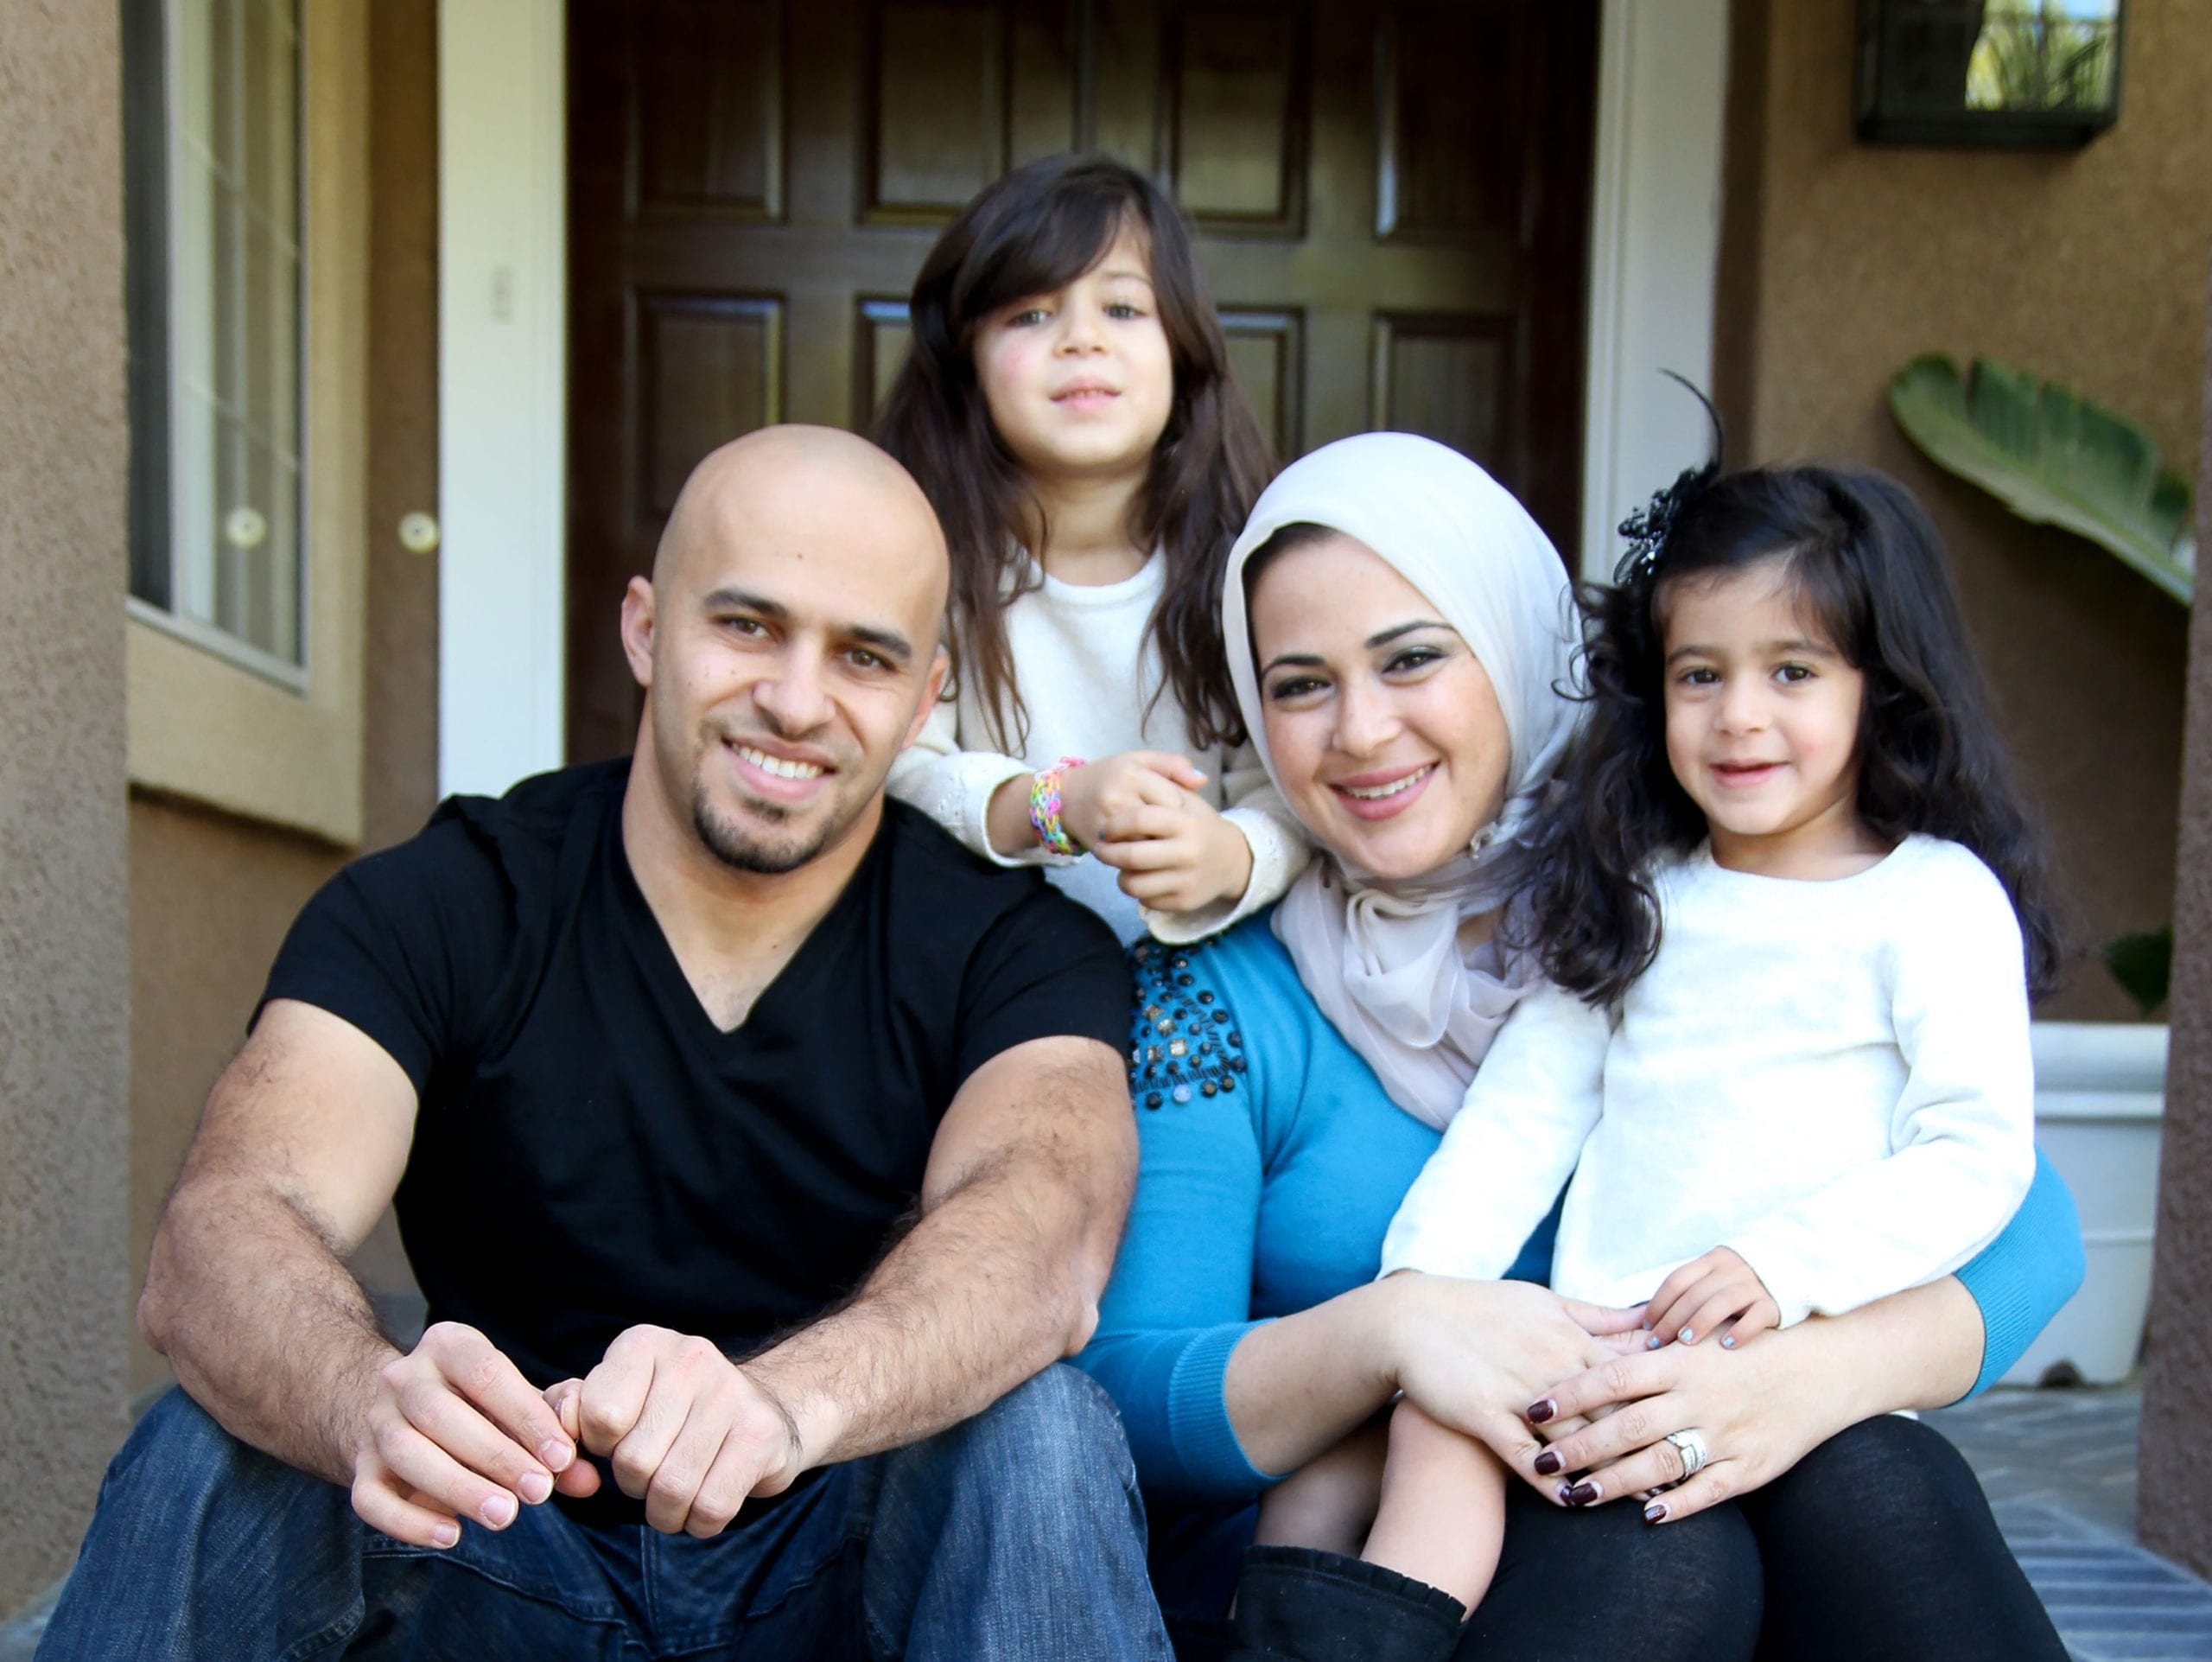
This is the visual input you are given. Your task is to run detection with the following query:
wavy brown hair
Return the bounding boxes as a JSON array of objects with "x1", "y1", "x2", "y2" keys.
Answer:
[
  {"x1": 1531, "y1": 465, "x2": 2063, "y2": 1006},
  {"x1": 874, "y1": 154, "x2": 1275, "y2": 752}
]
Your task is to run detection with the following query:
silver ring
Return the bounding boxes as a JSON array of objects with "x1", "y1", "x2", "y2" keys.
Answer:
[{"x1": 1664, "y1": 1429, "x2": 1710, "y2": 1478}]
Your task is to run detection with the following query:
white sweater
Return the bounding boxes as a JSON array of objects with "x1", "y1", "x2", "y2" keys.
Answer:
[
  {"x1": 1379, "y1": 836, "x2": 2037, "y2": 1325},
  {"x1": 886, "y1": 554, "x2": 1308, "y2": 945}
]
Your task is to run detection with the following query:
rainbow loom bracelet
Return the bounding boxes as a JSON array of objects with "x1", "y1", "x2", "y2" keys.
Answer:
[{"x1": 1028, "y1": 756, "x2": 1088, "y2": 856}]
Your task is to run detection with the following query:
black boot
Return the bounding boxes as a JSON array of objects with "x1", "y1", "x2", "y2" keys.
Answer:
[{"x1": 1226, "y1": 1545, "x2": 1465, "y2": 1662}]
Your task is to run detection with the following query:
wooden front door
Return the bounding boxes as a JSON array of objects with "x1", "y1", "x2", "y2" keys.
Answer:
[{"x1": 567, "y1": 0, "x2": 1598, "y2": 762}]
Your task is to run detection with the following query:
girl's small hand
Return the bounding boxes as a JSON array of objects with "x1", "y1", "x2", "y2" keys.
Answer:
[
  {"x1": 1091, "y1": 793, "x2": 1255, "y2": 914},
  {"x1": 1055, "y1": 751, "x2": 1205, "y2": 850},
  {"x1": 1642, "y1": 1247, "x2": 1780, "y2": 1351}
]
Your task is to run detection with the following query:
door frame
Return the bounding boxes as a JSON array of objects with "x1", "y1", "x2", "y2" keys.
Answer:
[
  {"x1": 436, "y1": 0, "x2": 569, "y2": 798},
  {"x1": 435, "y1": 0, "x2": 1730, "y2": 798},
  {"x1": 1580, "y1": 0, "x2": 1728, "y2": 590}
]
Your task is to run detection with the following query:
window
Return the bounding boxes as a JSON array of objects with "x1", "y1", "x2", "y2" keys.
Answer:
[
  {"x1": 125, "y1": 0, "x2": 305, "y2": 685},
  {"x1": 119, "y1": 0, "x2": 368, "y2": 848}
]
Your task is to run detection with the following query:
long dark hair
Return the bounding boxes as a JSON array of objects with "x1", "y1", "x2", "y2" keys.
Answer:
[
  {"x1": 1531, "y1": 464, "x2": 2063, "y2": 1005},
  {"x1": 874, "y1": 154, "x2": 1275, "y2": 752}
]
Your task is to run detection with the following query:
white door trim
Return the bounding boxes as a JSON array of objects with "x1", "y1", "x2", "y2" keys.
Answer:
[
  {"x1": 1579, "y1": 0, "x2": 1731, "y2": 582},
  {"x1": 436, "y1": 0, "x2": 568, "y2": 798},
  {"x1": 432, "y1": 0, "x2": 1731, "y2": 787}
]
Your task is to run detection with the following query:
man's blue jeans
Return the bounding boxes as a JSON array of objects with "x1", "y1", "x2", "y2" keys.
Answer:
[{"x1": 38, "y1": 1366, "x2": 1171, "y2": 1660}]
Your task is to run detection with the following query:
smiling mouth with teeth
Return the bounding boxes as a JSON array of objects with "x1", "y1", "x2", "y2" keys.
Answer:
[
  {"x1": 736, "y1": 743, "x2": 826, "y2": 781},
  {"x1": 1340, "y1": 765, "x2": 1433, "y2": 800}
]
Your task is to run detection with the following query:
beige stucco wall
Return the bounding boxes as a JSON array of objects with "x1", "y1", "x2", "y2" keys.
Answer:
[
  {"x1": 1719, "y1": 0, "x2": 2212, "y2": 1018},
  {"x1": 2139, "y1": 257, "x2": 2212, "y2": 1579},
  {"x1": 0, "y1": 0, "x2": 133, "y2": 1617},
  {"x1": 126, "y1": 798, "x2": 350, "y2": 1393}
]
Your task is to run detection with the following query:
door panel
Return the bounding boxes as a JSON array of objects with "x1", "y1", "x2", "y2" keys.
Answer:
[
  {"x1": 631, "y1": 0, "x2": 785, "y2": 220},
  {"x1": 568, "y1": 0, "x2": 1596, "y2": 761},
  {"x1": 1161, "y1": 3, "x2": 1307, "y2": 232},
  {"x1": 636, "y1": 293, "x2": 784, "y2": 518},
  {"x1": 1220, "y1": 307, "x2": 1301, "y2": 458},
  {"x1": 1374, "y1": 312, "x2": 1510, "y2": 464}
]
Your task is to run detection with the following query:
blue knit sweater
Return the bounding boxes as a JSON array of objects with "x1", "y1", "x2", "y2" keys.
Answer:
[{"x1": 1076, "y1": 915, "x2": 2086, "y2": 1506}]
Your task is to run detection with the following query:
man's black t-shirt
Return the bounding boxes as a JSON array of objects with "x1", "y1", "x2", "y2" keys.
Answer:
[{"x1": 262, "y1": 759, "x2": 1128, "y2": 1397}]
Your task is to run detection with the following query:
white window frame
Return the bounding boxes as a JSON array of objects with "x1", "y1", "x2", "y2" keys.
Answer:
[
  {"x1": 126, "y1": 0, "x2": 370, "y2": 847},
  {"x1": 130, "y1": 0, "x2": 311, "y2": 692}
]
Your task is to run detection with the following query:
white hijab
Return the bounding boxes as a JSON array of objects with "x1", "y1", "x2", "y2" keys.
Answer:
[{"x1": 1223, "y1": 434, "x2": 1581, "y2": 1130}]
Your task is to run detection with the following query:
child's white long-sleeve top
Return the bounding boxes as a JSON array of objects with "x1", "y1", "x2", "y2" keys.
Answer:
[
  {"x1": 886, "y1": 553, "x2": 1308, "y2": 945},
  {"x1": 1379, "y1": 835, "x2": 2037, "y2": 1325}
]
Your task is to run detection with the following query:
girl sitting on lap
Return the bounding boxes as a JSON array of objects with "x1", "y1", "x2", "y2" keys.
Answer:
[{"x1": 1259, "y1": 463, "x2": 2063, "y2": 1636}]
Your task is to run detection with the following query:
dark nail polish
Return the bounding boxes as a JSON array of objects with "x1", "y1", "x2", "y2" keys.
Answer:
[
  {"x1": 1525, "y1": 1398, "x2": 1557, "y2": 1424},
  {"x1": 1567, "y1": 1481, "x2": 1600, "y2": 1507},
  {"x1": 1643, "y1": 1501, "x2": 1668, "y2": 1525},
  {"x1": 1556, "y1": 1482, "x2": 1573, "y2": 1505},
  {"x1": 1534, "y1": 1450, "x2": 1562, "y2": 1476}
]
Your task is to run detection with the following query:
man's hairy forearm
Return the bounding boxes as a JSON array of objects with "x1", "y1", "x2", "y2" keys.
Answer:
[
  {"x1": 747, "y1": 1075, "x2": 1132, "y2": 1468},
  {"x1": 141, "y1": 1167, "x2": 398, "y2": 1486}
]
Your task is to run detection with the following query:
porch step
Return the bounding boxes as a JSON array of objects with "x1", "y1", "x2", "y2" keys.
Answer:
[
  {"x1": 0, "y1": 1578, "x2": 58, "y2": 1662},
  {"x1": 1929, "y1": 1385, "x2": 2212, "y2": 1662}
]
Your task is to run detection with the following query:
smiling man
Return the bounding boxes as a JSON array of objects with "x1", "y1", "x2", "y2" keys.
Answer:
[{"x1": 41, "y1": 427, "x2": 1170, "y2": 1661}]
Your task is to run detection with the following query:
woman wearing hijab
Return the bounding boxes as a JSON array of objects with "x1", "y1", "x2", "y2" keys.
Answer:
[{"x1": 1074, "y1": 434, "x2": 2082, "y2": 1662}]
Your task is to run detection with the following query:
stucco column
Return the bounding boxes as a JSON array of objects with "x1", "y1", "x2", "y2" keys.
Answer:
[
  {"x1": 2139, "y1": 254, "x2": 2212, "y2": 1579},
  {"x1": 0, "y1": 2, "x2": 133, "y2": 1617}
]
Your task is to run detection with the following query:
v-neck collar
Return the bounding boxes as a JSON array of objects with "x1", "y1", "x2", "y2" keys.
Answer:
[{"x1": 603, "y1": 786, "x2": 887, "y2": 1038}]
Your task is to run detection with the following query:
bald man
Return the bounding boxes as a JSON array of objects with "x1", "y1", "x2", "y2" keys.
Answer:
[{"x1": 44, "y1": 430, "x2": 1172, "y2": 1661}]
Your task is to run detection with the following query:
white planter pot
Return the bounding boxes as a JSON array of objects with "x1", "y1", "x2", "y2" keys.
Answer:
[{"x1": 2000, "y1": 1021, "x2": 2168, "y2": 1386}]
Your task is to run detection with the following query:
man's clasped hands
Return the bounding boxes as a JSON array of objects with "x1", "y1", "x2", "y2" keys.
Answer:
[{"x1": 355, "y1": 1321, "x2": 803, "y2": 1549}]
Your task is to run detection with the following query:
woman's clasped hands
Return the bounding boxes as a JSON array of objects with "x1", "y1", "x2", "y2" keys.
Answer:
[
  {"x1": 1384, "y1": 1270, "x2": 1859, "y2": 1531},
  {"x1": 1519, "y1": 1315, "x2": 1860, "y2": 1525}
]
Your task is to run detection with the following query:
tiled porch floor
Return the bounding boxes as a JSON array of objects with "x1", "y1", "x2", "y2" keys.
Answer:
[
  {"x1": 1924, "y1": 1386, "x2": 2212, "y2": 1662},
  {"x1": 6, "y1": 1385, "x2": 2207, "y2": 1659}
]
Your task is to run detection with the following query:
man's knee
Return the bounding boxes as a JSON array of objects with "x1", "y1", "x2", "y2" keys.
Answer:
[
  {"x1": 972, "y1": 1366, "x2": 1130, "y2": 1461},
  {"x1": 41, "y1": 1389, "x2": 365, "y2": 1660},
  {"x1": 111, "y1": 1390, "x2": 254, "y2": 1490},
  {"x1": 98, "y1": 1387, "x2": 342, "y2": 1535},
  {"x1": 920, "y1": 1365, "x2": 1141, "y2": 1520},
  {"x1": 982, "y1": 1364, "x2": 1125, "y2": 1436},
  {"x1": 863, "y1": 1367, "x2": 1166, "y2": 1657}
]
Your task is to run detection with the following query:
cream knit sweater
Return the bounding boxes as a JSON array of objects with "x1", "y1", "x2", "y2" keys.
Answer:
[{"x1": 1381, "y1": 835, "x2": 2037, "y2": 1325}]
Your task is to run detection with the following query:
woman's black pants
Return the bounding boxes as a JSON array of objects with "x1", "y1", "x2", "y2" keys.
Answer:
[{"x1": 1158, "y1": 1415, "x2": 2069, "y2": 1661}]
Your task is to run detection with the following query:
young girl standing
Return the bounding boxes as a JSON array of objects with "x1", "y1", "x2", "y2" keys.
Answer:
[
  {"x1": 876, "y1": 155, "x2": 1307, "y2": 943},
  {"x1": 1250, "y1": 464, "x2": 2064, "y2": 1652}
]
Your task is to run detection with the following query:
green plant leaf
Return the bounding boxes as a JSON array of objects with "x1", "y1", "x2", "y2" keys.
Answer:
[
  {"x1": 1888, "y1": 354, "x2": 2196, "y2": 603},
  {"x1": 2100, "y1": 926, "x2": 2172, "y2": 1019}
]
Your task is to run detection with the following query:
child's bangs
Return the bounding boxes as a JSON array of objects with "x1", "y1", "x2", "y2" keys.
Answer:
[
  {"x1": 1650, "y1": 497, "x2": 1869, "y2": 672},
  {"x1": 962, "y1": 194, "x2": 1147, "y2": 324},
  {"x1": 1763, "y1": 543, "x2": 1866, "y2": 665}
]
